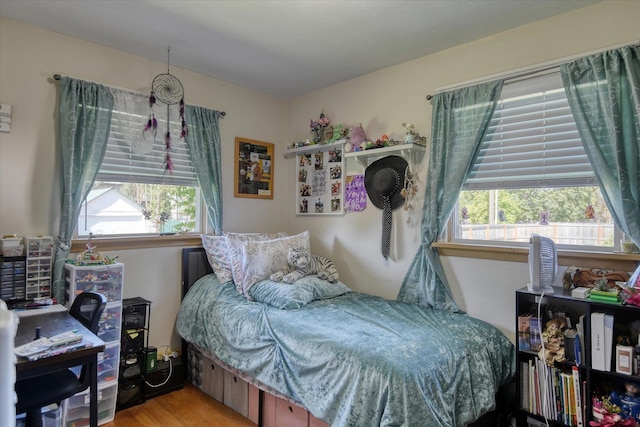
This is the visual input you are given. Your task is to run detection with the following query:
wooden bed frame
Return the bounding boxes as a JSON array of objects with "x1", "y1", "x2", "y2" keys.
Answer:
[{"x1": 179, "y1": 247, "x2": 515, "y2": 427}]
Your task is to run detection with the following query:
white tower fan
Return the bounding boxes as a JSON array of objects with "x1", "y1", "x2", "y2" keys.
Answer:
[{"x1": 528, "y1": 234, "x2": 557, "y2": 294}]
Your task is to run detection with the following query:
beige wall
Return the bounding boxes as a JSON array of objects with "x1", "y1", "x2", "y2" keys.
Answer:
[
  {"x1": 0, "y1": 17, "x2": 287, "y2": 350},
  {"x1": 284, "y1": 0, "x2": 640, "y2": 340},
  {"x1": 1, "y1": 0, "x2": 638, "y2": 349}
]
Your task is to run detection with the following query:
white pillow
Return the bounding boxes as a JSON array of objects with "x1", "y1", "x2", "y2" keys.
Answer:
[
  {"x1": 201, "y1": 232, "x2": 286, "y2": 285},
  {"x1": 233, "y1": 231, "x2": 311, "y2": 297}
]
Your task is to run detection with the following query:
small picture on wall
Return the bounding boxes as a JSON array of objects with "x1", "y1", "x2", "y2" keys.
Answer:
[
  {"x1": 328, "y1": 148, "x2": 342, "y2": 163},
  {"x1": 234, "y1": 137, "x2": 274, "y2": 199}
]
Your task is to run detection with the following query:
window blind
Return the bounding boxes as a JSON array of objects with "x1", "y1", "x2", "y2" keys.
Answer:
[
  {"x1": 464, "y1": 71, "x2": 596, "y2": 190},
  {"x1": 97, "y1": 91, "x2": 197, "y2": 187}
]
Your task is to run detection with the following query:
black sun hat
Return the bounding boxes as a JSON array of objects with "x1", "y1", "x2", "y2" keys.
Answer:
[{"x1": 364, "y1": 155, "x2": 408, "y2": 259}]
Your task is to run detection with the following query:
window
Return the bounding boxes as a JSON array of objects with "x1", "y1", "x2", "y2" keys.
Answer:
[
  {"x1": 78, "y1": 91, "x2": 202, "y2": 237},
  {"x1": 450, "y1": 70, "x2": 619, "y2": 249}
]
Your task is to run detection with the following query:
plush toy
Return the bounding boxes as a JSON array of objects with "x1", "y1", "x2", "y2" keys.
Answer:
[
  {"x1": 349, "y1": 123, "x2": 368, "y2": 151},
  {"x1": 270, "y1": 247, "x2": 339, "y2": 284}
]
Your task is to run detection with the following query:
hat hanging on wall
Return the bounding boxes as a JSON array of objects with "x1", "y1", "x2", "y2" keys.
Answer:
[{"x1": 364, "y1": 155, "x2": 408, "y2": 259}]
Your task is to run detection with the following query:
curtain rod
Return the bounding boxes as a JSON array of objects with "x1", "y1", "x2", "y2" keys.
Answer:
[
  {"x1": 51, "y1": 74, "x2": 226, "y2": 116},
  {"x1": 425, "y1": 40, "x2": 639, "y2": 100}
]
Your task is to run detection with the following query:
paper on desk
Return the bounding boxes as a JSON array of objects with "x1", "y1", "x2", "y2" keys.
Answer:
[{"x1": 14, "y1": 304, "x2": 67, "y2": 318}]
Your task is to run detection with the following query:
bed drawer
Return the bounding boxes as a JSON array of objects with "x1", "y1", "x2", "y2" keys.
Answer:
[
  {"x1": 202, "y1": 360, "x2": 224, "y2": 402},
  {"x1": 309, "y1": 414, "x2": 331, "y2": 427},
  {"x1": 262, "y1": 393, "x2": 310, "y2": 427},
  {"x1": 187, "y1": 344, "x2": 223, "y2": 402},
  {"x1": 223, "y1": 370, "x2": 248, "y2": 417}
]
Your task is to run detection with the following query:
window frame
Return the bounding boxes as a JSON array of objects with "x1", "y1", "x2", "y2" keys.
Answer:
[
  {"x1": 75, "y1": 89, "x2": 206, "y2": 239},
  {"x1": 444, "y1": 70, "x2": 625, "y2": 254}
]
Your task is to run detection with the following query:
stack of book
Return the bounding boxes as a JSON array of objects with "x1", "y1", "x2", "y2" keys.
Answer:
[{"x1": 589, "y1": 289, "x2": 620, "y2": 303}]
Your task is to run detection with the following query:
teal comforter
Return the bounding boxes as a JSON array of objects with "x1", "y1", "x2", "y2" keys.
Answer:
[{"x1": 176, "y1": 274, "x2": 515, "y2": 427}]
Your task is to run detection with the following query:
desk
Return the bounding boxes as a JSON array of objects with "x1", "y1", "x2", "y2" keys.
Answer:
[{"x1": 15, "y1": 306, "x2": 105, "y2": 427}]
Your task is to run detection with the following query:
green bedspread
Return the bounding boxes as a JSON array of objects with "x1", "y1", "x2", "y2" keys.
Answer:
[{"x1": 176, "y1": 274, "x2": 514, "y2": 427}]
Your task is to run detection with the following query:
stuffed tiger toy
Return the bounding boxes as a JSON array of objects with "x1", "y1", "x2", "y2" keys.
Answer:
[{"x1": 270, "y1": 247, "x2": 339, "y2": 284}]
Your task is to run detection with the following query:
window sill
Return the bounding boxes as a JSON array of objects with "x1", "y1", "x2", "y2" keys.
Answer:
[
  {"x1": 70, "y1": 234, "x2": 202, "y2": 253},
  {"x1": 432, "y1": 241, "x2": 640, "y2": 271}
]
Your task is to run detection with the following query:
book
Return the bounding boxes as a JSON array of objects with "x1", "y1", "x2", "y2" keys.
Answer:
[
  {"x1": 518, "y1": 314, "x2": 532, "y2": 335},
  {"x1": 530, "y1": 317, "x2": 542, "y2": 351},
  {"x1": 572, "y1": 366, "x2": 583, "y2": 427},
  {"x1": 591, "y1": 312, "x2": 606, "y2": 371},
  {"x1": 576, "y1": 315, "x2": 585, "y2": 366},
  {"x1": 604, "y1": 314, "x2": 614, "y2": 371}
]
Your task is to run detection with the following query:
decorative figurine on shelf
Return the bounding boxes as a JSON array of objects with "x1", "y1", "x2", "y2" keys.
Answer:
[
  {"x1": 310, "y1": 111, "x2": 331, "y2": 144},
  {"x1": 72, "y1": 232, "x2": 117, "y2": 266},
  {"x1": 402, "y1": 122, "x2": 415, "y2": 144},
  {"x1": 538, "y1": 317, "x2": 567, "y2": 365},
  {"x1": 349, "y1": 123, "x2": 368, "y2": 151},
  {"x1": 599, "y1": 381, "x2": 640, "y2": 426}
]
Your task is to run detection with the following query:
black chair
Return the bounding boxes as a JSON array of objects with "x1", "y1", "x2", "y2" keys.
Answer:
[{"x1": 16, "y1": 291, "x2": 107, "y2": 427}]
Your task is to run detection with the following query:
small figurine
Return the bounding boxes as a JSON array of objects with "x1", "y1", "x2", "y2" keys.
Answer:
[
  {"x1": 349, "y1": 123, "x2": 368, "y2": 151},
  {"x1": 402, "y1": 122, "x2": 415, "y2": 143}
]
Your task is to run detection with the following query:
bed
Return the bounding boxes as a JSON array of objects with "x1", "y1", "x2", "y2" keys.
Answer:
[{"x1": 177, "y1": 245, "x2": 515, "y2": 427}]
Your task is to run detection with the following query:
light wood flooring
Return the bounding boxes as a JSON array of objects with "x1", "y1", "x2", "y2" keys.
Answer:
[{"x1": 104, "y1": 382, "x2": 256, "y2": 427}]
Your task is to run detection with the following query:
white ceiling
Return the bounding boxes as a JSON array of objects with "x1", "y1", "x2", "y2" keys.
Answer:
[{"x1": 0, "y1": 0, "x2": 600, "y2": 99}]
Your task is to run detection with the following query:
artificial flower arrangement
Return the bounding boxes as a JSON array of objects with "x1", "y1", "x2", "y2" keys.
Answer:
[{"x1": 288, "y1": 116, "x2": 427, "y2": 152}]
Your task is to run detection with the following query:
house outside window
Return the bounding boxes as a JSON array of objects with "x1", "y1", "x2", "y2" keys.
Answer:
[
  {"x1": 450, "y1": 70, "x2": 619, "y2": 250},
  {"x1": 78, "y1": 93, "x2": 202, "y2": 237}
]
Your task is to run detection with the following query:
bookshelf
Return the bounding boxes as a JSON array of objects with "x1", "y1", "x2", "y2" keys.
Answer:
[{"x1": 515, "y1": 286, "x2": 640, "y2": 427}]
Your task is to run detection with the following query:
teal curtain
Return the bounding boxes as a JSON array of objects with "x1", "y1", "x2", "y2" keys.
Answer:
[
  {"x1": 184, "y1": 105, "x2": 224, "y2": 234},
  {"x1": 397, "y1": 80, "x2": 503, "y2": 311},
  {"x1": 561, "y1": 46, "x2": 640, "y2": 248},
  {"x1": 52, "y1": 77, "x2": 114, "y2": 303}
]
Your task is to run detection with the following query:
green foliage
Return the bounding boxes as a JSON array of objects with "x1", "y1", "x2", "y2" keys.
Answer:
[{"x1": 459, "y1": 187, "x2": 611, "y2": 225}]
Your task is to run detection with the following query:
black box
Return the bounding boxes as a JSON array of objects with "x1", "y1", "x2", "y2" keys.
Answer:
[
  {"x1": 144, "y1": 358, "x2": 184, "y2": 399},
  {"x1": 121, "y1": 328, "x2": 145, "y2": 355},
  {"x1": 122, "y1": 298, "x2": 149, "y2": 328},
  {"x1": 117, "y1": 378, "x2": 145, "y2": 411},
  {"x1": 120, "y1": 355, "x2": 143, "y2": 381}
]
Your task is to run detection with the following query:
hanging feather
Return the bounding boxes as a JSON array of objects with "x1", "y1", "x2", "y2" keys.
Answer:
[
  {"x1": 149, "y1": 91, "x2": 156, "y2": 107},
  {"x1": 165, "y1": 152, "x2": 174, "y2": 172},
  {"x1": 179, "y1": 98, "x2": 184, "y2": 116},
  {"x1": 180, "y1": 118, "x2": 188, "y2": 139},
  {"x1": 142, "y1": 114, "x2": 158, "y2": 142},
  {"x1": 165, "y1": 130, "x2": 171, "y2": 151},
  {"x1": 144, "y1": 115, "x2": 153, "y2": 132}
]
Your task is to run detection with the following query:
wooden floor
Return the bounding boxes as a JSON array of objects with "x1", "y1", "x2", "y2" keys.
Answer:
[{"x1": 104, "y1": 382, "x2": 256, "y2": 427}]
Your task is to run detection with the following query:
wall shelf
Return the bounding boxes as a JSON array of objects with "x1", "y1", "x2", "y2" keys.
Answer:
[
  {"x1": 344, "y1": 142, "x2": 426, "y2": 166},
  {"x1": 283, "y1": 141, "x2": 346, "y2": 158}
]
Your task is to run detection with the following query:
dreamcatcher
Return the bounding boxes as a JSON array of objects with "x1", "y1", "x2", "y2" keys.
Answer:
[{"x1": 144, "y1": 47, "x2": 188, "y2": 172}]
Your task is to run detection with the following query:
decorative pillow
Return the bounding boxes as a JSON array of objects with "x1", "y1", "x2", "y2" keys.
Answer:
[
  {"x1": 201, "y1": 232, "x2": 286, "y2": 285},
  {"x1": 233, "y1": 230, "x2": 311, "y2": 297},
  {"x1": 248, "y1": 275, "x2": 351, "y2": 310}
]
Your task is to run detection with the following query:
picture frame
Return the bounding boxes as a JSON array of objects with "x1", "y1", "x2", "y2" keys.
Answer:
[{"x1": 234, "y1": 137, "x2": 274, "y2": 199}]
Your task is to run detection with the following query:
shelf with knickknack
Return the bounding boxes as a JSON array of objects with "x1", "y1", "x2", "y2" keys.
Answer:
[
  {"x1": 515, "y1": 285, "x2": 640, "y2": 427},
  {"x1": 283, "y1": 140, "x2": 346, "y2": 159},
  {"x1": 344, "y1": 142, "x2": 426, "y2": 166}
]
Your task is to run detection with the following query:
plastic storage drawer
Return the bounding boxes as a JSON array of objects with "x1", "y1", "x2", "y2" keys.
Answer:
[
  {"x1": 65, "y1": 264, "x2": 124, "y2": 304},
  {"x1": 97, "y1": 303, "x2": 122, "y2": 344},
  {"x1": 98, "y1": 342, "x2": 120, "y2": 384},
  {"x1": 63, "y1": 382, "x2": 117, "y2": 426}
]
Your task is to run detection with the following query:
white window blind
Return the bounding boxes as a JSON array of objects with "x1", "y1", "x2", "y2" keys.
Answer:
[
  {"x1": 97, "y1": 90, "x2": 197, "y2": 186},
  {"x1": 464, "y1": 71, "x2": 596, "y2": 190}
]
